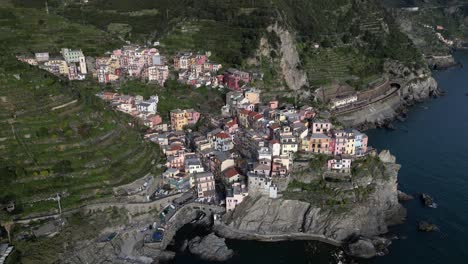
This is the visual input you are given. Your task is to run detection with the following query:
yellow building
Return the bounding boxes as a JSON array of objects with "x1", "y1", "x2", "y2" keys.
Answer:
[
  {"x1": 170, "y1": 109, "x2": 188, "y2": 131},
  {"x1": 345, "y1": 137, "x2": 355, "y2": 156},
  {"x1": 244, "y1": 89, "x2": 260, "y2": 105}
]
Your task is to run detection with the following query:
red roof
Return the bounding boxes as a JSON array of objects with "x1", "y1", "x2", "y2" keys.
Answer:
[
  {"x1": 270, "y1": 124, "x2": 280, "y2": 129},
  {"x1": 224, "y1": 167, "x2": 240, "y2": 178},
  {"x1": 216, "y1": 132, "x2": 230, "y2": 139},
  {"x1": 254, "y1": 114, "x2": 263, "y2": 120},
  {"x1": 171, "y1": 145, "x2": 183, "y2": 151},
  {"x1": 270, "y1": 139, "x2": 280, "y2": 144}
]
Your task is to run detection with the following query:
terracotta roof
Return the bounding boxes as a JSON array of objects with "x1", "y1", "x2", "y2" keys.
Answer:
[
  {"x1": 171, "y1": 145, "x2": 183, "y2": 151},
  {"x1": 224, "y1": 167, "x2": 240, "y2": 178},
  {"x1": 216, "y1": 132, "x2": 230, "y2": 139}
]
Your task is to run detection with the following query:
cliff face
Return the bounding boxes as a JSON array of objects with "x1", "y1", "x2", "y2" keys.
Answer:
[
  {"x1": 267, "y1": 24, "x2": 309, "y2": 93},
  {"x1": 337, "y1": 62, "x2": 439, "y2": 127},
  {"x1": 218, "y1": 151, "x2": 405, "y2": 243}
]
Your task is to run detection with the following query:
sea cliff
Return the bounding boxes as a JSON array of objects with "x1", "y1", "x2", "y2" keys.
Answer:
[{"x1": 214, "y1": 150, "x2": 405, "y2": 257}]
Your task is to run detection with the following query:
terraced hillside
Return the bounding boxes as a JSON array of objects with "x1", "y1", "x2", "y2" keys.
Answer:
[{"x1": 0, "y1": 5, "x2": 162, "y2": 216}]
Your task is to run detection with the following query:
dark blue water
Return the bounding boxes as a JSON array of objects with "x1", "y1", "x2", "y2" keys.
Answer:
[{"x1": 174, "y1": 51, "x2": 468, "y2": 264}]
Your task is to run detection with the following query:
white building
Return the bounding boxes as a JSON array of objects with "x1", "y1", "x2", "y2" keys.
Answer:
[
  {"x1": 226, "y1": 182, "x2": 248, "y2": 211},
  {"x1": 247, "y1": 173, "x2": 278, "y2": 198},
  {"x1": 61, "y1": 48, "x2": 84, "y2": 63},
  {"x1": 327, "y1": 158, "x2": 352, "y2": 173},
  {"x1": 136, "y1": 95, "x2": 158, "y2": 114},
  {"x1": 330, "y1": 95, "x2": 358, "y2": 109},
  {"x1": 35, "y1": 52, "x2": 49, "y2": 62}
]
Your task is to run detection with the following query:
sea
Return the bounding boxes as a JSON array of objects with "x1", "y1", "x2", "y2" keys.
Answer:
[{"x1": 173, "y1": 51, "x2": 468, "y2": 264}]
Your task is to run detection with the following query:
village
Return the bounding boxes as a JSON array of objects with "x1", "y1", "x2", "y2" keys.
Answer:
[{"x1": 14, "y1": 45, "x2": 371, "y2": 246}]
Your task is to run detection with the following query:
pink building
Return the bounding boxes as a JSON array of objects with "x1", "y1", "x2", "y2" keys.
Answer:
[
  {"x1": 186, "y1": 109, "x2": 201, "y2": 125},
  {"x1": 226, "y1": 182, "x2": 248, "y2": 211},
  {"x1": 333, "y1": 136, "x2": 347, "y2": 156},
  {"x1": 165, "y1": 153, "x2": 185, "y2": 169},
  {"x1": 223, "y1": 68, "x2": 250, "y2": 90},
  {"x1": 268, "y1": 100, "x2": 279, "y2": 110},
  {"x1": 312, "y1": 119, "x2": 332, "y2": 134},
  {"x1": 271, "y1": 160, "x2": 287, "y2": 177},
  {"x1": 224, "y1": 118, "x2": 239, "y2": 134},
  {"x1": 145, "y1": 114, "x2": 162, "y2": 128},
  {"x1": 192, "y1": 172, "x2": 216, "y2": 198}
]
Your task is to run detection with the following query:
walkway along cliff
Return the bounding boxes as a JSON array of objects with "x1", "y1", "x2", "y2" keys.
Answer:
[{"x1": 334, "y1": 61, "x2": 440, "y2": 128}]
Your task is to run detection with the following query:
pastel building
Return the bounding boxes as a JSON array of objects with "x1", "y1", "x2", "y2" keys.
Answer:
[
  {"x1": 170, "y1": 109, "x2": 201, "y2": 131},
  {"x1": 312, "y1": 119, "x2": 332, "y2": 134},
  {"x1": 353, "y1": 130, "x2": 368, "y2": 156},
  {"x1": 226, "y1": 182, "x2": 248, "y2": 211},
  {"x1": 191, "y1": 172, "x2": 216, "y2": 198}
]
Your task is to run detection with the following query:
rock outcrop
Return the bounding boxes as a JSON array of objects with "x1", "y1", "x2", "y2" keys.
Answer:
[
  {"x1": 267, "y1": 24, "x2": 309, "y2": 95},
  {"x1": 188, "y1": 233, "x2": 234, "y2": 261},
  {"x1": 418, "y1": 221, "x2": 439, "y2": 232},
  {"x1": 216, "y1": 151, "x2": 405, "y2": 252},
  {"x1": 426, "y1": 55, "x2": 458, "y2": 70}
]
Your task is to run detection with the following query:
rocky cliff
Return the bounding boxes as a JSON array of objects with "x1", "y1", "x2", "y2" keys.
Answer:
[
  {"x1": 216, "y1": 151, "x2": 405, "y2": 247},
  {"x1": 267, "y1": 24, "x2": 309, "y2": 94},
  {"x1": 337, "y1": 61, "x2": 440, "y2": 127}
]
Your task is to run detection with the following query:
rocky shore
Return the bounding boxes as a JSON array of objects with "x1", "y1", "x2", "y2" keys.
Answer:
[
  {"x1": 337, "y1": 61, "x2": 441, "y2": 129},
  {"x1": 212, "y1": 150, "x2": 406, "y2": 258}
]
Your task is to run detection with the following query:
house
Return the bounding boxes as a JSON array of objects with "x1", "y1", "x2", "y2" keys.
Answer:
[
  {"x1": 170, "y1": 109, "x2": 201, "y2": 131},
  {"x1": 251, "y1": 159, "x2": 271, "y2": 177},
  {"x1": 191, "y1": 172, "x2": 216, "y2": 198},
  {"x1": 226, "y1": 182, "x2": 248, "y2": 211},
  {"x1": 223, "y1": 68, "x2": 250, "y2": 90},
  {"x1": 136, "y1": 96, "x2": 158, "y2": 114},
  {"x1": 237, "y1": 109, "x2": 251, "y2": 128},
  {"x1": 35, "y1": 52, "x2": 49, "y2": 62},
  {"x1": 327, "y1": 157, "x2": 352, "y2": 173},
  {"x1": 330, "y1": 94, "x2": 358, "y2": 109},
  {"x1": 304, "y1": 134, "x2": 331, "y2": 154},
  {"x1": 163, "y1": 168, "x2": 180, "y2": 179},
  {"x1": 244, "y1": 88, "x2": 260, "y2": 105},
  {"x1": 61, "y1": 48, "x2": 84, "y2": 63},
  {"x1": 269, "y1": 140, "x2": 281, "y2": 156},
  {"x1": 185, "y1": 156, "x2": 205, "y2": 174},
  {"x1": 247, "y1": 173, "x2": 278, "y2": 198},
  {"x1": 144, "y1": 114, "x2": 162, "y2": 128},
  {"x1": 312, "y1": 119, "x2": 332, "y2": 134},
  {"x1": 213, "y1": 132, "x2": 234, "y2": 152},
  {"x1": 223, "y1": 167, "x2": 242, "y2": 183},
  {"x1": 148, "y1": 65, "x2": 169, "y2": 85},
  {"x1": 353, "y1": 130, "x2": 368, "y2": 156},
  {"x1": 224, "y1": 119, "x2": 238, "y2": 134},
  {"x1": 258, "y1": 147, "x2": 272, "y2": 161},
  {"x1": 280, "y1": 134, "x2": 298, "y2": 155}
]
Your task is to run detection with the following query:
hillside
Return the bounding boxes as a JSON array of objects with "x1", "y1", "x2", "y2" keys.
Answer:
[
  {"x1": 0, "y1": 5, "x2": 162, "y2": 216},
  {"x1": 14, "y1": 0, "x2": 424, "y2": 94}
]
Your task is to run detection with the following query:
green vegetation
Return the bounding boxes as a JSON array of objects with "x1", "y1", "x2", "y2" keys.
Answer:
[
  {"x1": 108, "y1": 79, "x2": 225, "y2": 121},
  {"x1": 0, "y1": 6, "x2": 162, "y2": 216},
  {"x1": 11, "y1": 209, "x2": 129, "y2": 263},
  {"x1": 351, "y1": 155, "x2": 387, "y2": 179},
  {"x1": 284, "y1": 179, "x2": 352, "y2": 211}
]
